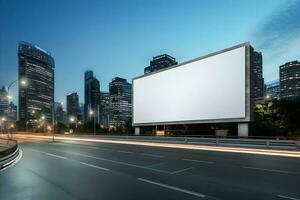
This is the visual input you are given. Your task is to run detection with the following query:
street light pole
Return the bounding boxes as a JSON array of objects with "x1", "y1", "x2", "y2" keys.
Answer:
[
  {"x1": 89, "y1": 110, "x2": 96, "y2": 135},
  {"x1": 7, "y1": 80, "x2": 18, "y2": 139},
  {"x1": 52, "y1": 102, "x2": 54, "y2": 142},
  {"x1": 94, "y1": 114, "x2": 96, "y2": 135}
]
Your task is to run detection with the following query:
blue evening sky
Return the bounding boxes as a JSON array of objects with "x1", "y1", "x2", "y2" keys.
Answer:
[{"x1": 1, "y1": 0, "x2": 299, "y2": 106}]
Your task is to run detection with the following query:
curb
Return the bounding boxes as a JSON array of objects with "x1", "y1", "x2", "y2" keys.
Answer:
[{"x1": 0, "y1": 143, "x2": 20, "y2": 171}]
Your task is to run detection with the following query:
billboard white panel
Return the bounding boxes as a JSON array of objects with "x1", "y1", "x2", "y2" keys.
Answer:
[{"x1": 133, "y1": 45, "x2": 249, "y2": 126}]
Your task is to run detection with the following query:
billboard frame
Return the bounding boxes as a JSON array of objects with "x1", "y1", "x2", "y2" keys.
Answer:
[{"x1": 132, "y1": 42, "x2": 252, "y2": 127}]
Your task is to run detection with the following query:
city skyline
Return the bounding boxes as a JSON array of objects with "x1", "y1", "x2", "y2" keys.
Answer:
[{"x1": 1, "y1": 0, "x2": 300, "y2": 106}]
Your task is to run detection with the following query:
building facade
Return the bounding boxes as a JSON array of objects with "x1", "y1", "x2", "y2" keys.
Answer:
[
  {"x1": 100, "y1": 91, "x2": 110, "y2": 129},
  {"x1": 67, "y1": 92, "x2": 80, "y2": 121},
  {"x1": 144, "y1": 54, "x2": 178, "y2": 74},
  {"x1": 280, "y1": 61, "x2": 300, "y2": 99},
  {"x1": 84, "y1": 70, "x2": 100, "y2": 123},
  {"x1": 109, "y1": 77, "x2": 132, "y2": 128},
  {"x1": 266, "y1": 80, "x2": 280, "y2": 99},
  {"x1": 18, "y1": 42, "x2": 55, "y2": 131},
  {"x1": 7, "y1": 102, "x2": 17, "y2": 123},
  {"x1": 54, "y1": 102, "x2": 64, "y2": 124},
  {"x1": 252, "y1": 51, "x2": 264, "y2": 99},
  {"x1": 0, "y1": 86, "x2": 8, "y2": 118}
]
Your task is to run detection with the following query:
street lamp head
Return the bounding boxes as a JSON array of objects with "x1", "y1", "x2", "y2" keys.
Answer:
[
  {"x1": 7, "y1": 95, "x2": 12, "y2": 100},
  {"x1": 41, "y1": 115, "x2": 45, "y2": 120},
  {"x1": 70, "y1": 117, "x2": 75, "y2": 122},
  {"x1": 20, "y1": 79, "x2": 27, "y2": 86},
  {"x1": 89, "y1": 111, "x2": 94, "y2": 115}
]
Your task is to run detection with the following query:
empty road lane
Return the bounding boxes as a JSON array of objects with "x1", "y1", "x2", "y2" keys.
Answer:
[{"x1": 0, "y1": 139, "x2": 299, "y2": 200}]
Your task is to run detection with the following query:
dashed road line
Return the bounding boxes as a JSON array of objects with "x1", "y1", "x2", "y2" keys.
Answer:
[
  {"x1": 278, "y1": 195, "x2": 300, "y2": 200},
  {"x1": 137, "y1": 178, "x2": 206, "y2": 198},
  {"x1": 52, "y1": 149, "x2": 174, "y2": 174},
  {"x1": 142, "y1": 153, "x2": 164, "y2": 158},
  {"x1": 79, "y1": 161, "x2": 110, "y2": 171},
  {"x1": 45, "y1": 153, "x2": 68, "y2": 160},
  {"x1": 182, "y1": 158, "x2": 215, "y2": 164},
  {"x1": 170, "y1": 167, "x2": 194, "y2": 174}
]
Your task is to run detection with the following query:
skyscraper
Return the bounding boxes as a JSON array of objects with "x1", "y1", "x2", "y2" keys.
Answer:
[
  {"x1": 266, "y1": 80, "x2": 280, "y2": 99},
  {"x1": 252, "y1": 50, "x2": 264, "y2": 99},
  {"x1": 109, "y1": 77, "x2": 132, "y2": 128},
  {"x1": 7, "y1": 102, "x2": 17, "y2": 123},
  {"x1": 54, "y1": 102, "x2": 64, "y2": 124},
  {"x1": 280, "y1": 61, "x2": 300, "y2": 99},
  {"x1": 67, "y1": 92, "x2": 80, "y2": 121},
  {"x1": 0, "y1": 86, "x2": 8, "y2": 118},
  {"x1": 100, "y1": 91, "x2": 110, "y2": 129},
  {"x1": 18, "y1": 42, "x2": 55, "y2": 131},
  {"x1": 144, "y1": 54, "x2": 178, "y2": 74},
  {"x1": 84, "y1": 70, "x2": 100, "y2": 123}
]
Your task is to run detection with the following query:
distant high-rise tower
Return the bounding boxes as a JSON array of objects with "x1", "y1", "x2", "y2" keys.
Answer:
[
  {"x1": 18, "y1": 42, "x2": 55, "y2": 130},
  {"x1": 109, "y1": 77, "x2": 132, "y2": 128},
  {"x1": 100, "y1": 91, "x2": 110, "y2": 129},
  {"x1": 144, "y1": 54, "x2": 178, "y2": 74},
  {"x1": 251, "y1": 50, "x2": 264, "y2": 99},
  {"x1": 280, "y1": 61, "x2": 300, "y2": 99},
  {"x1": 0, "y1": 86, "x2": 8, "y2": 118},
  {"x1": 54, "y1": 102, "x2": 64, "y2": 124},
  {"x1": 67, "y1": 92, "x2": 80, "y2": 121},
  {"x1": 84, "y1": 70, "x2": 100, "y2": 123},
  {"x1": 7, "y1": 102, "x2": 17, "y2": 123}
]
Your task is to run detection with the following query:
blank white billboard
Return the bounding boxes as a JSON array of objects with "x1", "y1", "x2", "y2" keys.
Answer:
[{"x1": 133, "y1": 44, "x2": 250, "y2": 126}]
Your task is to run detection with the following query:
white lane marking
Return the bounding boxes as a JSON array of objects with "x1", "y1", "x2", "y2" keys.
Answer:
[
  {"x1": 278, "y1": 195, "x2": 300, "y2": 200},
  {"x1": 242, "y1": 166, "x2": 290, "y2": 174},
  {"x1": 52, "y1": 149, "x2": 174, "y2": 174},
  {"x1": 146, "y1": 163, "x2": 164, "y2": 168},
  {"x1": 170, "y1": 167, "x2": 194, "y2": 174},
  {"x1": 182, "y1": 158, "x2": 215, "y2": 164},
  {"x1": 31, "y1": 149, "x2": 42, "y2": 153},
  {"x1": 86, "y1": 146, "x2": 108, "y2": 150},
  {"x1": 45, "y1": 153, "x2": 68, "y2": 160},
  {"x1": 137, "y1": 178, "x2": 206, "y2": 198},
  {"x1": 31, "y1": 149, "x2": 68, "y2": 160},
  {"x1": 0, "y1": 149, "x2": 23, "y2": 172},
  {"x1": 79, "y1": 162, "x2": 110, "y2": 171},
  {"x1": 117, "y1": 150, "x2": 133, "y2": 154},
  {"x1": 142, "y1": 153, "x2": 164, "y2": 158}
]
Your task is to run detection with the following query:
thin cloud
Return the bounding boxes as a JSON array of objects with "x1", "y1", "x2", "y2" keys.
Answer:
[
  {"x1": 252, "y1": 0, "x2": 300, "y2": 81},
  {"x1": 254, "y1": 0, "x2": 300, "y2": 59}
]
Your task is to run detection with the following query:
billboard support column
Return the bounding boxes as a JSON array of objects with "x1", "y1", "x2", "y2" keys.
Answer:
[
  {"x1": 134, "y1": 127, "x2": 140, "y2": 136},
  {"x1": 238, "y1": 123, "x2": 249, "y2": 137}
]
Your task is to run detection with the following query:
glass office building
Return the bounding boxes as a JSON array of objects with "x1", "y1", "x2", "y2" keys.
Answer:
[
  {"x1": 109, "y1": 77, "x2": 132, "y2": 128},
  {"x1": 18, "y1": 42, "x2": 55, "y2": 130}
]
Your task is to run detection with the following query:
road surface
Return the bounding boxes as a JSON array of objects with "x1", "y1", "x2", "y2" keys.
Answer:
[{"x1": 0, "y1": 138, "x2": 299, "y2": 200}]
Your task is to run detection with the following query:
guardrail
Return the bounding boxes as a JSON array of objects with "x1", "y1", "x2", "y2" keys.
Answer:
[
  {"x1": 86, "y1": 135, "x2": 299, "y2": 150},
  {"x1": 0, "y1": 138, "x2": 19, "y2": 170},
  {"x1": 15, "y1": 132, "x2": 299, "y2": 150}
]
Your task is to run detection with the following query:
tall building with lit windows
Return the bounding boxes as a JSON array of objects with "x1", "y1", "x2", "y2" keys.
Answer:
[
  {"x1": 109, "y1": 77, "x2": 132, "y2": 128},
  {"x1": 0, "y1": 86, "x2": 8, "y2": 118},
  {"x1": 252, "y1": 51, "x2": 264, "y2": 99},
  {"x1": 67, "y1": 92, "x2": 80, "y2": 120},
  {"x1": 18, "y1": 42, "x2": 55, "y2": 130},
  {"x1": 144, "y1": 54, "x2": 178, "y2": 74},
  {"x1": 84, "y1": 70, "x2": 100, "y2": 123},
  {"x1": 280, "y1": 61, "x2": 300, "y2": 99}
]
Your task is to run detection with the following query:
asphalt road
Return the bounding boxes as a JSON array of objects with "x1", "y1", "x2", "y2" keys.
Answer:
[{"x1": 0, "y1": 138, "x2": 300, "y2": 200}]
